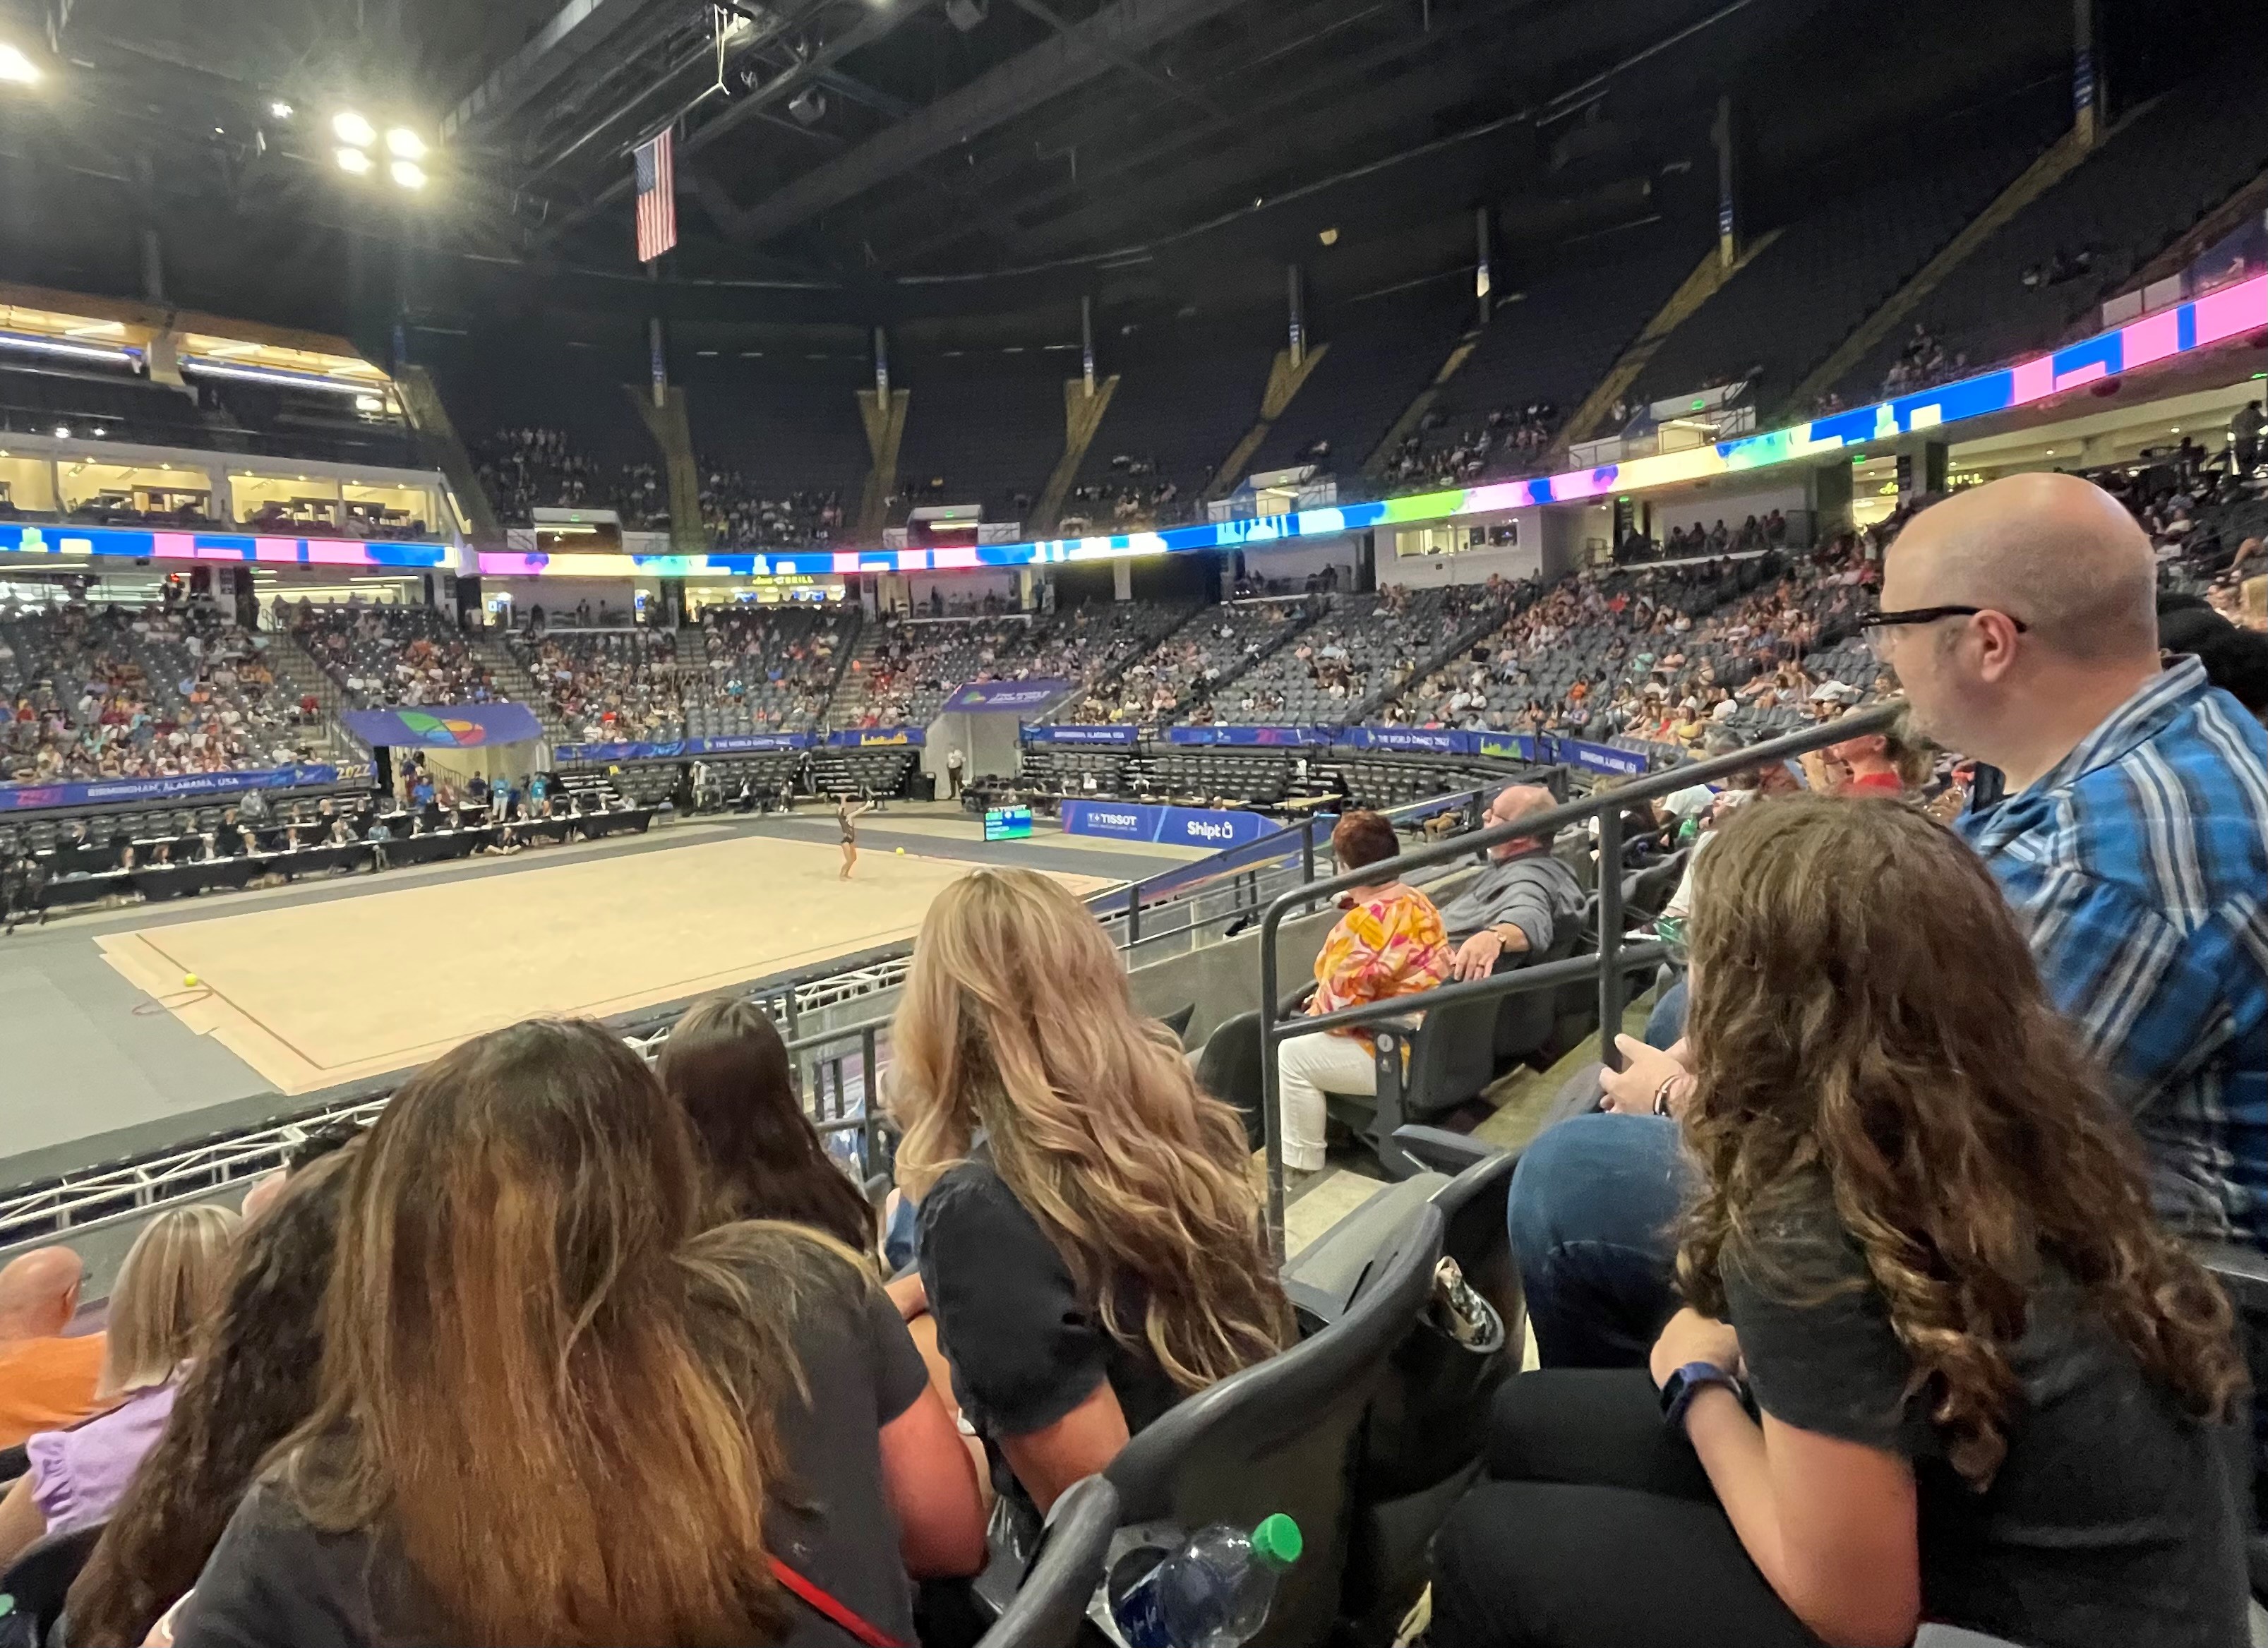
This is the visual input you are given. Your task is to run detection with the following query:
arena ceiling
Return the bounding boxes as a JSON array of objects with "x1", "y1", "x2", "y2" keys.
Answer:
[{"x1": 0, "y1": 0, "x2": 2219, "y2": 341}]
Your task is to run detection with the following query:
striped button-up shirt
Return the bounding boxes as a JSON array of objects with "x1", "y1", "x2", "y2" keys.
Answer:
[{"x1": 1960, "y1": 657, "x2": 2268, "y2": 1246}]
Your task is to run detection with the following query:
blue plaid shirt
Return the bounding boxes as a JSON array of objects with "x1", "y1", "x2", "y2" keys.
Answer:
[{"x1": 1959, "y1": 657, "x2": 2268, "y2": 1246}]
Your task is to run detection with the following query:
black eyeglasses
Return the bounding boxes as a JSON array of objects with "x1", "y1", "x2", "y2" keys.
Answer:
[{"x1": 1856, "y1": 604, "x2": 2029, "y2": 634}]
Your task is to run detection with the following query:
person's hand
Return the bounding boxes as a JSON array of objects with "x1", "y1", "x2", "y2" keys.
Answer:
[
  {"x1": 1451, "y1": 928, "x2": 1504, "y2": 981},
  {"x1": 1650, "y1": 1306, "x2": 1742, "y2": 1388},
  {"x1": 1598, "y1": 1035, "x2": 1691, "y2": 1116}
]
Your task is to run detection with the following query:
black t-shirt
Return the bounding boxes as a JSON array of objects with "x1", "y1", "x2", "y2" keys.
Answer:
[
  {"x1": 916, "y1": 1155, "x2": 1182, "y2": 1450},
  {"x1": 172, "y1": 1263, "x2": 930, "y2": 1648},
  {"x1": 1724, "y1": 1181, "x2": 2248, "y2": 1648}
]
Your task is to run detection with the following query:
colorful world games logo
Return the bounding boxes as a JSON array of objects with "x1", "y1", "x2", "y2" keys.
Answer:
[{"x1": 397, "y1": 711, "x2": 488, "y2": 747}]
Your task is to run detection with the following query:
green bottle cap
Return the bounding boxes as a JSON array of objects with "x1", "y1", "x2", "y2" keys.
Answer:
[{"x1": 1251, "y1": 1513, "x2": 1302, "y2": 1570}]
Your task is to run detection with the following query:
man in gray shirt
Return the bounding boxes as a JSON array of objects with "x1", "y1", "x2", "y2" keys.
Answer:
[{"x1": 1438, "y1": 784, "x2": 1585, "y2": 981}]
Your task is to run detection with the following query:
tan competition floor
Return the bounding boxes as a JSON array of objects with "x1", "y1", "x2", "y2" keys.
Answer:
[{"x1": 97, "y1": 836, "x2": 1110, "y2": 1095}]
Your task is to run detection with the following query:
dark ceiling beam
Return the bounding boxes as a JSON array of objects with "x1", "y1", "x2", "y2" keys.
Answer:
[
  {"x1": 1000, "y1": 0, "x2": 1232, "y2": 125},
  {"x1": 440, "y1": 0, "x2": 668, "y2": 141},
  {"x1": 535, "y1": 0, "x2": 937, "y2": 245},
  {"x1": 721, "y1": 0, "x2": 1256, "y2": 248}
]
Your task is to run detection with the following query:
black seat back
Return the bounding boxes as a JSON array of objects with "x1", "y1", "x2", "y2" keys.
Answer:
[
  {"x1": 1106, "y1": 1207, "x2": 1444, "y2": 1648},
  {"x1": 1492, "y1": 919, "x2": 1584, "y2": 1069},
  {"x1": 1395, "y1": 997, "x2": 1501, "y2": 1122},
  {"x1": 0, "y1": 1520, "x2": 105, "y2": 1641},
  {"x1": 1194, "y1": 1011, "x2": 1266, "y2": 1150},
  {"x1": 979, "y1": 1475, "x2": 1119, "y2": 1648}
]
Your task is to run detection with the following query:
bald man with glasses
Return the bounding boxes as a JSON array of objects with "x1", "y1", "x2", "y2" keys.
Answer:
[{"x1": 1872, "y1": 471, "x2": 2268, "y2": 1249}]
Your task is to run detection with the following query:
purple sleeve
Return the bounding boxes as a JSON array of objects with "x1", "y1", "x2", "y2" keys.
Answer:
[{"x1": 25, "y1": 1426, "x2": 78, "y2": 1527}]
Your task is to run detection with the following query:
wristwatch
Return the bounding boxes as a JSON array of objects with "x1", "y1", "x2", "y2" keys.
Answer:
[{"x1": 1659, "y1": 1361, "x2": 1744, "y2": 1431}]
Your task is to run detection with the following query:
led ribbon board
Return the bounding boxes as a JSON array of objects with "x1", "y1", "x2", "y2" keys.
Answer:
[{"x1": 0, "y1": 522, "x2": 452, "y2": 568}]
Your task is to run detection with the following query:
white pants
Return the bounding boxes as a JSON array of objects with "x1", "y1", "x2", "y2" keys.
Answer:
[{"x1": 1276, "y1": 1031, "x2": 1379, "y2": 1172}]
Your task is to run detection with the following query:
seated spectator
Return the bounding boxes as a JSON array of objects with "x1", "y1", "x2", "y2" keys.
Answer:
[
  {"x1": 1431, "y1": 796, "x2": 2248, "y2": 1648},
  {"x1": 0, "y1": 1206, "x2": 240, "y2": 1565},
  {"x1": 174, "y1": 1018, "x2": 983, "y2": 1648},
  {"x1": 68, "y1": 1150, "x2": 356, "y2": 1648},
  {"x1": 893, "y1": 869, "x2": 1288, "y2": 1516},
  {"x1": 1437, "y1": 785, "x2": 1585, "y2": 981},
  {"x1": 655, "y1": 993, "x2": 877, "y2": 1256},
  {"x1": 1881, "y1": 474, "x2": 2268, "y2": 1244},
  {"x1": 0, "y1": 1248, "x2": 105, "y2": 1450},
  {"x1": 1274, "y1": 812, "x2": 1451, "y2": 1178}
]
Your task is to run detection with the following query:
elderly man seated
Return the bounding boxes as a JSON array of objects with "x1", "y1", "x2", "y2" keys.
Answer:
[{"x1": 1436, "y1": 785, "x2": 1585, "y2": 982}]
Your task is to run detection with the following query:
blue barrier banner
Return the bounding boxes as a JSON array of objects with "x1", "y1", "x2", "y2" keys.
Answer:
[
  {"x1": 340, "y1": 703, "x2": 545, "y2": 749},
  {"x1": 1163, "y1": 724, "x2": 1334, "y2": 747},
  {"x1": 1337, "y1": 727, "x2": 1469, "y2": 755},
  {"x1": 825, "y1": 728, "x2": 926, "y2": 749},
  {"x1": 553, "y1": 733, "x2": 817, "y2": 762},
  {"x1": 1023, "y1": 724, "x2": 1139, "y2": 746},
  {"x1": 0, "y1": 762, "x2": 343, "y2": 814},
  {"x1": 942, "y1": 679, "x2": 1072, "y2": 713},
  {"x1": 1060, "y1": 800, "x2": 1283, "y2": 848},
  {"x1": 0, "y1": 519, "x2": 452, "y2": 569},
  {"x1": 1553, "y1": 738, "x2": 1650, "y2": 777}
]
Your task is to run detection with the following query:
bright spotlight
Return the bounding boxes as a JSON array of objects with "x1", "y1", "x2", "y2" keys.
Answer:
[
  {"x1": 354, "y1": 394, "x2": 383, "y2": 412},
  {"x1": 270, "y1": 100, "x2": 293, "y2": 120},
  {"x1": 0, "y1": 43, "x2": 40, "y2": 85},
  {"x1": 90, "y1": 426, "x2": 106, "y2": 438},
  {"x1": 385, "y1": 128, "x2": 424, "y2": 160},
  {"x1": 51, "y1": 425, "x2": 69, "y2": 439},
  {"x1": 390, "y1": 160, "x2": 427, "y2": 190},
  {"x1": 332, "y1": 110, "x2": 376, "y2": 147},
  {"x1": 335, "y1": 146, "x2": 373, "y2": 175}
]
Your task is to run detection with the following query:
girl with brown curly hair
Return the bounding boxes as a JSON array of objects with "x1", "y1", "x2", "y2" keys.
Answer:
[{"x1": 1433, "y1": 796, "x2": 2248, "y2": 1648}]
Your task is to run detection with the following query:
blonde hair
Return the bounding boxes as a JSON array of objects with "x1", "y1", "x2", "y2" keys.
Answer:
[
  {"x1": 891, "y1": 869, "x2": 1289, "y2": 1391},
  {"x1": 102, "y1": 1204, "x2": 240, "y2": 1398}
]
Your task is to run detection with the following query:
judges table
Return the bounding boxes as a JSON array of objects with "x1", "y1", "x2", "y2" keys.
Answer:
[{"x1": 32, "y1": 807, "x2": 653, "y2": 910}]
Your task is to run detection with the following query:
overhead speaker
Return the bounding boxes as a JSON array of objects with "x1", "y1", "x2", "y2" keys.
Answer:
[
  {"x1": 944, "y1": 0, "x2": 989, "y2": 30},
  {"x1": 788, "y1": 86, "x2": 827, "y2": 124}
]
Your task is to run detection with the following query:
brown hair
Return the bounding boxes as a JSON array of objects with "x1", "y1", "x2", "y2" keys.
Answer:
[
  {"x1": 892, "y1": 870, "x2": 1288, "y2": 1391},
  {"x1": 1332, "y1": 810, "x2": 1400, "y2": 876},
  {"x1": 100, "y1": 1204, "x2": 239, "y2": 1398},
  {"x1": 275, "y1": 1018, "x2": 815, "y2": 1647},
  {"x1": 1676, "y1": 798, "x2": 2244, "y2": 1487},
  {"x1": 70, "y1": 1152, "x2": 356, "y2": 1648},
  {"x1": 656, "y1": 994, "x2": 877, "y2": 1256}
]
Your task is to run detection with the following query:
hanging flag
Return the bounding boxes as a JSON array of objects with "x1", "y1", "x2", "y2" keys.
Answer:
[{"x1": 635, "y1": 129, "x2": 676, "y2": 263}]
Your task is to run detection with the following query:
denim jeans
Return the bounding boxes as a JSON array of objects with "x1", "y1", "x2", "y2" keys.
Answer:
[
  {"x1": 1643, "y1": 975, "x2": 1688, "y2": 1051},
  {"x1": 1506, "y1": 1113, "x2": 1689, "y2": 1369}
]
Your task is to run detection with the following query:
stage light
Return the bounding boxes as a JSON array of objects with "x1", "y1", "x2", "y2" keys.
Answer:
[
  {"x1": 0, "y1": 43, "x2": 40, "y2": 85},
  {"x1": 390, "y1": 160, "x2": 426, "y2": 190},
  {"x1": 270, "y1": 100, "x2": 293, "y2": 119},
  {"x1": 332, "y1": 111, "x2": 376, "y2": 147},
  {"x1": 354, "y1": 394, "x2": 383, "y2": 412},
  {"x1": 91, "y1": 426, "x2": 105, "y2": 438},
  {"x1": 336, "y1": 146, "x2": 372, "y2": 175},
  {"x1": 385, "y1": 127, "x2": 424, "y2": 160},
  {"x1": 52, "y1": 425, "x2": 69, "y2": 440}
]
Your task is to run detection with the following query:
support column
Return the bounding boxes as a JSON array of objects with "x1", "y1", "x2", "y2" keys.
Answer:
[
  {"x1": 1811, "y1": 457, "x2": 1856, "y2": 539},
  {"x1": 1712, "y1": 95, "x2": 1739, "y2": 270},
  {"x1": 1897, "y1": 438, "x2": 1948, "y2": 503},
  {"x1": 2072, "y1": 0, "x2": 2101, "y2": 149},
  {"x1": 1286, "y1": 265, "x2": 1305, "y2": 370},
  {"x1": 1475, "y1": 207, "x2": 1492, "y2": 329},
  {"x1": 1080, "y1": 296, "x2": 1096, "y2": 399},
  {"x1": 1112, "y1": 559, "x2": 1133, "y2": 601}
]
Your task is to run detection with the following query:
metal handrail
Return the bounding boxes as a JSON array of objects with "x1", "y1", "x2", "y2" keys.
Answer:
[{"x1": 1252, "y1": 701, "x2": 1902, "y2": 1253}]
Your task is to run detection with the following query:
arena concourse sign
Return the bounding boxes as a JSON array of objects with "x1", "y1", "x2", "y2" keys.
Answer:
[{"x1": 0, "y1": 762, "x2": 342, "y2": 813}]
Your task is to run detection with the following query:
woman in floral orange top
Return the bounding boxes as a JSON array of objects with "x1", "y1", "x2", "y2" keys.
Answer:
[{"x1": 1277, "y1": 811, "x2": 1452, "y2": 1176}]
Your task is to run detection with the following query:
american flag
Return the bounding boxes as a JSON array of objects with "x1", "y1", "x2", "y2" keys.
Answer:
[{"x1": 634, "y1": 129, "x2": 676, "y2": 263}]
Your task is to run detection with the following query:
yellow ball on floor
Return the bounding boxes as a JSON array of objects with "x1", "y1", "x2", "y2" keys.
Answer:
[
  {"x1": 895, "y1": 847, "x2": 906, "y2": 855},
  {"x1": 182, "y1": 974, "x2": 200, "y2": 988}
]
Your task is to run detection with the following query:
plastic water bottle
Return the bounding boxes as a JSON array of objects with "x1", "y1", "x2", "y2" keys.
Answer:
[{"x1": 1108, "y1": 1515, "x2": 1303, "y2": 1648}]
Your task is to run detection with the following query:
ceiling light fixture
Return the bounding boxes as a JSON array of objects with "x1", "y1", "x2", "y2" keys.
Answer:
[
  {"x1": 0, "y1": 43, "x2": 40, "y2": 85},
  {"x1": 332, "y1": 111, "x2": 376, "y2": 148},
  {"x1": 270, "y1": 100, "x2": 293, "y2": 120},
  {"x1": 385, "y1": 128, "x2": 424, "y2": 160},
  {"x1": 336, "y1": 147, "x2": 373, "y2": 176},
  {"x1": 390, "y1": 160, "x2": 426, "y2": 190}
]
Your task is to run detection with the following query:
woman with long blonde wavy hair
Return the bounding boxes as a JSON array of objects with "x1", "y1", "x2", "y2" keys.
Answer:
[
  {"x1": 167, "y1": 1018, "x2": 983, "y2": 1648},
  {"x1": 892, "y1": 867, "x2": 1289, "y2": 1513},
  {"x1": 1432, "y1": 796, "x2": 2248, "y2": 1648}
]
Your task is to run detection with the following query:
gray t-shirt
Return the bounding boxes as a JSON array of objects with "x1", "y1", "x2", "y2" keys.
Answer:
[
  {"x1": 1725, "y1": 1181, "x2": 2248, "y2": 1648},
  {"x1": 173, "y1": 1263, "x2": 930, "y2": 1648},
  {"x1": 1434, "y1": 848, "x2": 1585, "y2": 951}
]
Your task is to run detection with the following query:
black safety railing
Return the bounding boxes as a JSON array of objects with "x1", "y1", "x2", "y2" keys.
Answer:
[{"x1": 1252, "y1": 702, "x2": 1902, "y2": 1256}]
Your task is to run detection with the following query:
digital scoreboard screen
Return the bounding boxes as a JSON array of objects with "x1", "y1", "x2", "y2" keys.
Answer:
[{"x1": 983, "y1": 805, "x2": 1033, "y2": 842}]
